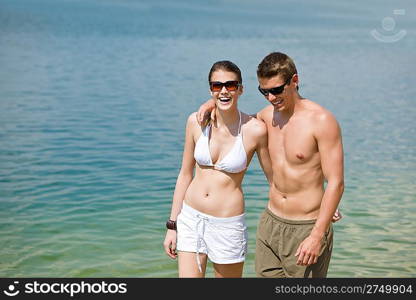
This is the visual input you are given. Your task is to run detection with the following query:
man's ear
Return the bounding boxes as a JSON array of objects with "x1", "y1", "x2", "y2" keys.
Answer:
[{"x1": 292, "y1": 74, "x2": 299, "y2": 89}]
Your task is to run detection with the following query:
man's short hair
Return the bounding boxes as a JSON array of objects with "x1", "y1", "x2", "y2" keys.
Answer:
[{"x1": 257, "y1": 52, "x2": 298, "y2": 82}]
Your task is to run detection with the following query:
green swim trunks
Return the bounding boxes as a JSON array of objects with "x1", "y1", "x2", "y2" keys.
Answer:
[{"x1": 255, "y1": 207, "x2": 333, "y2": 278}]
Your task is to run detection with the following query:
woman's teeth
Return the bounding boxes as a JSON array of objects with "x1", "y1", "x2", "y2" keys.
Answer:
[{"x1": 219, "y1": 97, "x2": 231, "y2": 103}]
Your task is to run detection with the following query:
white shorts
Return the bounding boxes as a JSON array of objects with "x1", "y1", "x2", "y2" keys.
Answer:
[{"x1": 176, "y1": 202, "x2": 248, "y2": 271}]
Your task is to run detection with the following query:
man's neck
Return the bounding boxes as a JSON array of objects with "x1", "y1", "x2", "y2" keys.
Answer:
[{"x1": 278, "y1": 93, "x2": 303, "y2": 119}]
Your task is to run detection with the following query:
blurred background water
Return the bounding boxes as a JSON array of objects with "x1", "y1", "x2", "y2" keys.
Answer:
[{"x1": 0, "y1": 0, "x2": 415, "y2": 277}]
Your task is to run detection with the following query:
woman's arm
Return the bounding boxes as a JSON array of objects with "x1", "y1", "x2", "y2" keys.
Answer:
[
  {"x1": 163, "y1": 112, "x2": 197, "y2": 259},
  {"x1": 168, "y1": 112, "x2": 197, "y2": 220},
  {"x1": 255, "y1": 123, "x2": 273, "y2": 186}
]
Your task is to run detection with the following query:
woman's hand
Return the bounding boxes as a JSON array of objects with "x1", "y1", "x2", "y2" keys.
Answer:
[
  {"x1": 332, "y1": 209, "x2": 342, "y2": 223},
  {"x1": 163, "y1": 229, "x2": 178, "y2": 259}
]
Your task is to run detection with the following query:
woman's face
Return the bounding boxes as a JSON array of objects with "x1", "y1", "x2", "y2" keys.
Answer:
[{"x1": 209, "y1": 70, "x2": 243, "y2": 111}]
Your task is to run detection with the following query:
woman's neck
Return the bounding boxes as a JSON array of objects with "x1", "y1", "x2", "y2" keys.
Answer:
[{"x1": 214, "y1": 107, "x2": 240, "y2": 128}]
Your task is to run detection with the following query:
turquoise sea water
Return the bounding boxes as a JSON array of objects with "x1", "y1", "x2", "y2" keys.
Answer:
[{"x1": 0, "y1": 0, "x2": 415, "y2": 277}]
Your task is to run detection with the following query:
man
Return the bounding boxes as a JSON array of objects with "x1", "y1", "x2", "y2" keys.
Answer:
[{"x1": 196, "y1": 52, "x2": 344, "y2": 277}]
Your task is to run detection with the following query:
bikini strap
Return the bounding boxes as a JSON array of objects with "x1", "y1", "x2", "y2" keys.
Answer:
[{"x1": 238, "y1": 110, "x2": 242, "y2": 135}]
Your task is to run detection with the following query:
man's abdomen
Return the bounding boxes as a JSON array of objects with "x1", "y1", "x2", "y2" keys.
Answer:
[{"x1": 269, "y1": 169, "x2": 324, "y2": 220}]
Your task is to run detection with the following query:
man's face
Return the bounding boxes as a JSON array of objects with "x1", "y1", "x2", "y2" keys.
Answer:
[{"x1": 258, "y1": 75, "x2": 295, "y2": 111}]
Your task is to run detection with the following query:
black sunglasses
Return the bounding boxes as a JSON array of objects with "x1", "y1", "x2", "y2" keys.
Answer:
[
  {"x1": 209, "y1": 80, "x2": 240, "y2": 92},
  {"x1": 258, "y1": 78, "x2": 291, "y2": 96}
]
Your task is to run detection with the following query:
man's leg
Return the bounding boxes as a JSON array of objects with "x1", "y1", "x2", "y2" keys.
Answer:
[
  {"x1": 304, "y1": 225, "x2": 333, "y2": 278},
  {"x1": 255, "y1": 210, "x2": 286, "y2": 277},
  {"x1": 282, "y1": 222, "x2": 333, "y2": 278}
]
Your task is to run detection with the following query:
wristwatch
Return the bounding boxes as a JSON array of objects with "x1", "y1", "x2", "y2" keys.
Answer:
[{"x1": 166, "y1": 219, "x2": 177, "y2": 230}]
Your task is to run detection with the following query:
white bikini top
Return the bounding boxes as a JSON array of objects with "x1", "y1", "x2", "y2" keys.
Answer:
[{"x1": 194, "y1": 110, "x2": 247, "y2": 173}]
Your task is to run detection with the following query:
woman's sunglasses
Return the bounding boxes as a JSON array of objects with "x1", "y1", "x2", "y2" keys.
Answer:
[
  {"x1": 258, "y1": 78, "x2": 291, "y2": 96},
  {"x1": 209, "y1": 80, "x2": 240, "y2": 92}
]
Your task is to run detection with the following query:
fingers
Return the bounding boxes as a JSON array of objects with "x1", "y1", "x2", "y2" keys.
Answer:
[
  {"x1": 306, "y1": 254, "x2": 315, "y2": 266},
  {"x1": 196, "y1": 108, "x2": 208, "y2": 125},
  {"x1": 296, "y1": 253, "x2": 304, "y2": 265},
  {"x1": 295, "y1": 244, "x2": 303, "y2": 265},
  {"x1": 163, "y1": 242, "x2": 171, "y2": 258},
  {"x1": 196, "y1": 109, "x2": 203, "y2": 125},
  {"x1": 296, "y1": 249, "x2": 308, "y2": 266},
  {"x1": 170, "y1": 241, "x2": 177, "y2": 258},
  {"x1": 295, "y1": 244, "x2": 317, "y2": 266},
  {"x1": 163, "y1": 240, "x2": 177, "y2": 259},
  {"x1": 197, "y1": 100, "x2": 216, "y2": 126},
  {"x1": 297, "y1": 252, "x2": 316, "y2": 266},
  {"x1": 210, "y1": 108, "x2": 216, "y2": 122},
  {"x1": 166, "y1": 245, "x2": 177, "y2": 259},
  {"x1": 197, "y1": 111, "x2": 212, "y2": 126},
  {"x1": 332, "y1": 209, "x2": 343, "y2": 223}
]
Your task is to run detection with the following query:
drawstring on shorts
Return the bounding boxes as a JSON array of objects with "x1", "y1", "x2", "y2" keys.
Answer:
[{"x1": 195, "y1": 214, "x2": 209, "y2": 273}]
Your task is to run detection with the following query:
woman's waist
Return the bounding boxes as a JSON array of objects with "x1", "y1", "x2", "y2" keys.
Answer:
[
  {"x1": 184, "y1": 182, "x2": 244, "y2": 217},
  {"x1": 180, "y1": 202, "x2": 245, "y2": 223},
  {"x1": 187, "y1": 176, "x2": 243, "y2": 195}
]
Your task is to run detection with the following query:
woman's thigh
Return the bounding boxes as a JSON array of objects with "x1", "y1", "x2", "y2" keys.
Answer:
[
  {"x1": 213, "y1": 262, "x2": 244, "y2": 278},
  {"x1": 178, "y1": 251, "x2": 208, "y2": 278}
]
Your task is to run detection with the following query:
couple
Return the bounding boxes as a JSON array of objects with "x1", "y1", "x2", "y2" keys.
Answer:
[{"x1": 163, "y1": 52, "x2": 344, "y2": 278}]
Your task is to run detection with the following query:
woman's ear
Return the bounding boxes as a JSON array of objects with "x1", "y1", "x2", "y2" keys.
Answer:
[{"x1": 239, "y1": 84, "x2": 244, "y2": 96}]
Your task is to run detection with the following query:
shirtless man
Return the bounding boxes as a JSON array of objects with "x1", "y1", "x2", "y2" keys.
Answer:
[{"x1": 197, "y1": 52, "x2": 344, "y2": 277}]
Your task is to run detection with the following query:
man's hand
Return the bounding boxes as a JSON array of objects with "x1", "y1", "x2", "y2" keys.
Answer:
[
  {"x1": 295, "y1": 235, "x2": 322, "y2": 266},
  {"x1": 163, "y1": 229, "x2": 178, "y2": 259},
  {"x1": 332, "y1": 208, "x2": 342, "y2": 223},
  {"x1": 295, "y1": 209, "x2": 341, "y2": 266},
  {"x1": 196, "y1": 99, "x2": 216, "y2": 126}
]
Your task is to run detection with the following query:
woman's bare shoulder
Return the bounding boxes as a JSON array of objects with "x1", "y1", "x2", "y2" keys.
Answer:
[
  {"x1": 241, "y1": 111, "x2": 267, "y2": 138},
  {"x1": 186, "y1": 112, "x2": 198, "y2": 124},
  {"x1": 185, "y1": 112, "x2": 205, "y2": 137}
]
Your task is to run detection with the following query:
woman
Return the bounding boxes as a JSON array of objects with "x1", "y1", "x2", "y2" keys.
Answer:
[{"x1": 163, "y1": 60, "x2": 272, "y2": 277}]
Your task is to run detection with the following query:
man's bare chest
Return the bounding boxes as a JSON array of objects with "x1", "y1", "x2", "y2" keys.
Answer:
[{"x1": 267, "y1": 121, "x2": 318, "y2": 165}]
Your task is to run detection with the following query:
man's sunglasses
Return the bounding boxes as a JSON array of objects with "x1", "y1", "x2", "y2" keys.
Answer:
[
  {"x1": 209, "y1": 80, "x2": 240, "y2": 92},
  {"x1": 258, "y1": 78, "x2": 291, "y2": 96}
]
